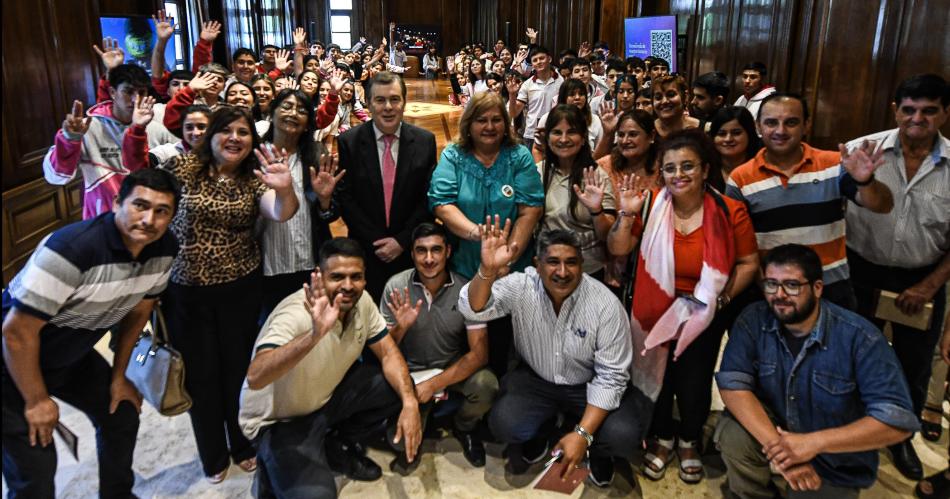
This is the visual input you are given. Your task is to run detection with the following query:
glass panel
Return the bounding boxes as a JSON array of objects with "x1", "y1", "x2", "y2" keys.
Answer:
[
  {"x1": 330, "y1": 15, "x2": 350, "y2": 33},
  {"x1": 330, "y1": 0, "x2": 353, "y2": 9},
  {"x1": 331, "y1": 32, "x2": 351, "y2": 49}
]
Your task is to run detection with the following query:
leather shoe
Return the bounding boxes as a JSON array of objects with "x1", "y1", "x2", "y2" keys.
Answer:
[
  {"x1": 326, "y1": 434, "x2": 383, "y2": 481},
  {"x1": 453, "y1": 428, "x2": 486, "y2": 467},
  {"x1": 890, "y1": 440, "x2": 923, "y2": 480}
]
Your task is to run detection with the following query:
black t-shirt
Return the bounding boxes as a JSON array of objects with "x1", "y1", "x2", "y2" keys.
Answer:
[{"x1": 782, "y1": 328, "x2": 809, "y2": 358}]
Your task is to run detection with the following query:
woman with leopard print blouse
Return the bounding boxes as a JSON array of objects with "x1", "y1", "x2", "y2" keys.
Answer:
[{"x1": 159, "y1": 106, "x2": 298, "y2": 484}]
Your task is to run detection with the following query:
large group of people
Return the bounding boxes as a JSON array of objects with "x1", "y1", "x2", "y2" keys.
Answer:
[{"x1": 2, "y1": 11, "x2": 949, "y2": 499}]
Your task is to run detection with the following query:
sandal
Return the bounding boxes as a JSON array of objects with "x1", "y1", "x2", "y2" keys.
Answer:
[
  {"x1": 915, "y1": 468, "x2": 950, "y2": 498},
  {"x1": 922, "y1": 406, "x2": 943, "y2": 442},
  {"x1": 677, "y1": 439, "x2": 704, "y2": 484},
  {"x1": 643, "y1": 437, "x2": 675, "y2": 481},
  {"x1": 206, "y1": 466, "x2": 229, "y2": 484},
  {"x1": 238, "y1": 457, "x2": 258, "y2": 473}
]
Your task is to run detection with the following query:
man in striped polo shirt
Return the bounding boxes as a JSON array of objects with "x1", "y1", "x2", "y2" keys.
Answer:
[
  {"x1": 2, "y1": 169, "x2": 180, "y2": 497},
  {"x1": 726, "y1": 93, "x2": 894, "y2": 309}
]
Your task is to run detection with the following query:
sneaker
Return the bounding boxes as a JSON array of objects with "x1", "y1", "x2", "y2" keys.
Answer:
[
  {"x1": 453, "y1": 428, "x2": 486, "y2": 467},
  {"x1": 588, "y1": 456, "x2": 614, "y2": 487},
  {"x1": 326, "y1": 434, "x2": 382, "y2": 481},
  {"x1": 522, "y1": 437, "x2": 550, "y2": 464}
]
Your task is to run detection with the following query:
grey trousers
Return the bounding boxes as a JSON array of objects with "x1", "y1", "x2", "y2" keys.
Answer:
[
  {"x1": 446, "y1": 368, "x2": 499, "y2": 432},
  {"x1": 715, "y1": 413, "x2": 860, "y2": 499}
]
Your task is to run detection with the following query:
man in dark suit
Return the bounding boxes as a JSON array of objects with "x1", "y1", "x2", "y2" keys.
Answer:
[{"x1": 337, "y1": 71, "x2": 437, "y2": 301}]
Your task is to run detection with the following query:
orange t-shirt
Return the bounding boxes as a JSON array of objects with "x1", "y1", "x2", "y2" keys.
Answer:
[{"x1": 671, "y1": 195, "x2": 757, "y2": 293}]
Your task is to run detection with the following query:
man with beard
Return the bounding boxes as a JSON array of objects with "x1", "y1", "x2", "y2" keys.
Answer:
[
  {"x1": 459, "y1": 224, "x2": 651, "y2": 488},
  {"x1": 725, "y1": 93, "x2": 894, "y2": 309},
  {"x1": 715, "y1": 244, "x2": 917, "y2": 498},
  {"x1": 380, "y1": 223, "x2": 498, "y2": 470},
  {"x1": 690, "y1": 71, "x2": 730, "y2": 128},
  {"x1": 240, "y1": 238, "x2": 422, "y2": 498}
]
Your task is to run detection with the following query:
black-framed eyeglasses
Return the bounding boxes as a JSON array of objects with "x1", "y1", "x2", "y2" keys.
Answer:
[{"x1": 762, "y1": 279, "x2": 811, "y2": 296}]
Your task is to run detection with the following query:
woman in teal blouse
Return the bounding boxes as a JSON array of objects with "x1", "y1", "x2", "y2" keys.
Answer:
[{"x1": 429, "y1": 92, "x2": 543, "y2": 280}]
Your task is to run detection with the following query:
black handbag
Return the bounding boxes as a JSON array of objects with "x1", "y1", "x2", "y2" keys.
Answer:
[{"x1": 125, "y1": 303, "x2": 192, "y2": 416}]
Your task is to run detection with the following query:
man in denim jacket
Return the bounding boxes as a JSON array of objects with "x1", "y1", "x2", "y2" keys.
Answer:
[{"x1": 715, "y1": 244, "x2": 919, "y2": 498}]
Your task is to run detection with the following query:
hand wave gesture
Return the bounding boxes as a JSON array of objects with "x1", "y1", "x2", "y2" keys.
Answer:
[
  {"x1": 253, "y1": 144, "x2": 294, "y2": 192},
  {"x1": 303, "y1": 268, "x2": 341, "y2": 342},
  {"x1": 386, "y1": 287, "x2": 423, "y2": 332},
  {"x1": 309, "y1": 151, "x2": 345, "y2": 202},
  {"x1": 479, "y1": 215, "x2": 517, "y2": 275},
  {"x1": 618, "y1": 173, "x2": 649, "y2": 214},
  {"x1": 838, "y1": 139, "x2": 885, "y2": 184},
  {"x1": 152, "y1": 10, "x2": 174, "y2": 41},
  {"x1": 131, "y1": 94, "x2": 156, "y2": 127},
  {"x1": 573, "y1": 166, "x2": 607, "y2": 213},
  {"x1": 93, "y1": 37, "x2": 125, "y2": 70},
  {"x1": 200, "y1": 21, "x2": 222, "y2": 42}
]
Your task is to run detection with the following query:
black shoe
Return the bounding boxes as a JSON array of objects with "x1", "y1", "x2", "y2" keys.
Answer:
[
  {"x1": 326, "y1": 434, "x2": 383, "y2": 481},
  {"x1": 522, "y1": 436, "x2": 550, "y2": 464},
  {"x1": 890, "y1": 440, "x2": 923, "y2": 480},
  {"x1": 588, "y1": 456, "x2": 614, "y2": 488},
  {"x1": 453, "y1": 428, "x2": 486, "y2": 467},
  {"x1": 389, "y1": 452, "x2": 421, "y2": 476}
]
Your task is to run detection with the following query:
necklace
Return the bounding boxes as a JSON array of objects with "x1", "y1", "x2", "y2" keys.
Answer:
[{"x1": 673, "y1": 205, "x2": 703, "y2": 235}]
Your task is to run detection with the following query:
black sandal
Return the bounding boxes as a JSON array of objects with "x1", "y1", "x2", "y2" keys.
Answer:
[
  {"x1": 922, "y1": 406, "x2": 944, "y2": 442},
  {"x1": 915, "y1": 468, "x2": 950, "y2": 498}
]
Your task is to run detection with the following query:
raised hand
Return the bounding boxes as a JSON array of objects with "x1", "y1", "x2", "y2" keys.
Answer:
[
  {"x1": 599, "y1": 100, "x2": 619, "y2": 134},
  {"x1": 573, "y1": 166, "x2": 606, "y2": 213},
  {"x1": 505, "y1": 76, "x2": 521, "y2": 96},
  {"x1": 303, "y1": 268, "x2": 341, "y2": 342},
  {"x1": 578, "y1": 41, "x2": 592, "y2": 58},
  {"x1": 328, "y1": 67, "x2": 347, "y2": 93},
  {"x1": 479, "y1": 215, "x2": 517, "y2": 275},
  {"x1": 618, "y1": 173, "x2": 648, "y2": 214},
  {"x1": 839, "y1": 139, "x2": 885, "y2": 184},
  {"x1": 320, "y1": 58, "x2": 334, "y2": 73},
  {"x1": 274, "y1": 49, "x2": 292, "y2": 72},
  {"x1": 309, "y1": 152, "x2": 345, "y2": 204},
  {"x1": 188, "y1": 72, "x2": 218, "y2": 92},
  {"x1": 152, "y1": 10, "x2": 174, "y2": 41},
  {"x1": 200, "y1": 20, "x2": 222, "y2": 42},
  {"x1": 293, "y1": 27, "x2": 307, "y2": 47},
  {"x1": 93, "y1": 37, "x2": 125, "y2": 70},
  {"x1": 386, "y1": 287, "x2": 423, "y2": 332},
  {"x1": 131, "y1": 94, "x2": 156, "y2": 127},
  {"x1": 62, "y1": 100, "x2": 92, "y2": 136},
  {"x1": 525, "y1": 27, "x2": 538, "y2": 42},
  {"x1": 253, "y1": 144, "x2": 294, "y2": 192},
  {"x1": 381, "y1": 36, "x2": 388, "y2": 48}
]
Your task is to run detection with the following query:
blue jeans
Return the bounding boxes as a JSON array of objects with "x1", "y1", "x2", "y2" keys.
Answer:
[
  {"x1": 252, "y1": 362, "x2": 402, "y2": 499},
  {"x1": 488, "y1": 365, "x2": 652, "y2": 461}
]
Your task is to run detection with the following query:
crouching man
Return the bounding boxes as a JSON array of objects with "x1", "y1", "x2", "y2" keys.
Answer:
[
  {"x1": 239, "y1": 238, "x2": 421, "y2": 498},
  {"x1": 715, "y1": 244, "x2": 919, "y2": 498},
  {"x1": 458, "y1": 220, "x2": 652, "y2": 488}
]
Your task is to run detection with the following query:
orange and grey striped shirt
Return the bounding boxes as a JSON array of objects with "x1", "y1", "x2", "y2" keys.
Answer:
[{"x1": 725, "y1": 143, "x2": 862, "y2": 285}]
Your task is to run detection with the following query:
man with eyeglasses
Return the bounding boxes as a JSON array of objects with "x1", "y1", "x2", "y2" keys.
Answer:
[{"x1": 715, "y1": 244, "x2": 918, "y2": 499}]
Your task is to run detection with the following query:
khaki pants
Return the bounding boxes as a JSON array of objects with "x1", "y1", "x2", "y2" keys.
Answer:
[{"x1": 715, "y1": 412, "x2": 860, "y2": 499}]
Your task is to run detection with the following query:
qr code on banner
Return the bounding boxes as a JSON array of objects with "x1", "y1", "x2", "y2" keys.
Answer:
[{"x1": 650, "y1": 29, "x2": 673, "y2": 62}]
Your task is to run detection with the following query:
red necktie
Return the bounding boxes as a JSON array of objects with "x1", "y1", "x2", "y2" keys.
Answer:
[{"x1": 382, "y1": 134, "x2": 396, "y2": 227}]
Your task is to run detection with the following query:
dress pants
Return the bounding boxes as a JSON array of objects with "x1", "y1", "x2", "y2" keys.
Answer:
[
  {"x1": 252, "y1": 362, "x2": 402, "y2": 499},
  {"x1": 489, "y1": 365, "x2": 653, "y2": 461},
  {"x1": 849, "y1": 249, "x2": 947, "y2": 416},
  {"x1": 163, "y1": 269, "x2": 262, "y2": 476},
  {"x1": 2, "y1": 352, "x2": 139, "y2": 498}
]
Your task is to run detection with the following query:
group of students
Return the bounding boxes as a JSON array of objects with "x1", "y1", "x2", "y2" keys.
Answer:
[{"x1": 2, "y1": 14, "x2": 949, "y2": 499}]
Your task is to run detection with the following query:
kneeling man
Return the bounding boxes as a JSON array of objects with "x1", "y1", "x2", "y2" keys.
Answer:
[
  {"x1": 240, "y1": 238, "x2": 421, "y2": 498},
  {"x1": 459, "y1": 220, "x2": 652, "y2": 488},
  {"x1": 716, "y1": 244, "x2": 919, "y2": 498}
]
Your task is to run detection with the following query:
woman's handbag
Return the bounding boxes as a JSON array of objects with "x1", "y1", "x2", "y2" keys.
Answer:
[
  {"x1": 125, "y1": 303, "x2": 192, "y2": 416},
  {"x1": 621, "y1": 189, "x2": 653, "y2": 311}
]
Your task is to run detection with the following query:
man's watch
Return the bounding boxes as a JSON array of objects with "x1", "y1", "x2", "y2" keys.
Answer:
[{"x1": 574, "y1": 424, "x2": 594, "y2": 447}]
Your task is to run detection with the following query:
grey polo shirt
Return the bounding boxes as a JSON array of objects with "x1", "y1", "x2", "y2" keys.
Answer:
[{"x1": 380, "y1": 269, "x2": 486, "y2": 371}]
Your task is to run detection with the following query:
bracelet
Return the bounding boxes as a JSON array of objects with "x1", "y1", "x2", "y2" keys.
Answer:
[
  {"x1": 853, "y1": 173, "x2": 875, "y2": 187},
  {"x1": 618, "y1": 210, "x2": 636, "y2": 218},
  {"x1": 588, "y1": 208, "x2": 603, "y2": 217},
  {"x1": 574, "y1": 424, "x2": 594, "y2": 447},
  {"x1": 476, "y1": 267, "x2": 496, "y2": 280}
]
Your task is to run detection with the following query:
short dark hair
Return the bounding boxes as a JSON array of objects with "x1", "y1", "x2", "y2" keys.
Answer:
[
  {"x1": 593, "y1": 41, "x2": 609, "y2": 51},
  {"x1": 894, "y1": 73, "x2": 950, "y2": 107},
  {"x1": 568, "y1": 58, "x2": 591, "y2": 71},
  {"x1": 625, "y1": 57, "x2": 645, "y2": 72},
  {"x1": 411, "y1": 222, "x2": 448, "y2": 246},
  {"x1": 318, "y1": 238, "x2": 365, "y2": 268},
  {"x1": 606, "y1": 60, "x2": 626, "y2": 74},
  {"x1": 531, "y1": 46, "x2": 551, "y2": 58},
  {"x1": 262, "y1": 44, "x2": 279, "y2": 51},
  {"x1": 368, "y1": 71, "x2": 407, "y2": 101},
  {"x1": 536, "y1": 229, "x2": 583, "y2": 258},
  {"x1": 759, "y1": 92, "x2": 809, "y2": 122},
  {"x1": 327, "y1": 43, "x2": 341, "y2": 52},
  {"x1": 108, "y1": 64, "x2": 150, "y2": 89},
  {"x1": 651, "y1": 57, "x2": 670, "y2": 68},
  {"x1": 762, "y1": 244, "x2": 823, "y2": 284},
  {"x1": 168, "y1": 69, "x2": 194, "y2": 82},
  {"x1": 183, "y1": 104, "x2": 212, "y2": 121},
  {"x1": 693, "y1": 71, "x2": 730, "y2": 99},
  {"x1": 232, "y1": 47, "x2": 258, "y2": 62},
  {"x1": 709, "y1": 106, "x2": 762, "y2": 161},
  {"x1": 117, "y1": 168, "x2": 181, "y2": 213},
  {"x1": 559, "y1": 49, "x2": 578, "y2": 60},
  {"x1": 741, "y1": 61, "x2": 768, "y2": 77}
]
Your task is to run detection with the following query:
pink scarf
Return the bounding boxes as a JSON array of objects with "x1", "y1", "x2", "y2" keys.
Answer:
[{"x1": 629, "y1": 188, "x2": 735, "y2": 401}]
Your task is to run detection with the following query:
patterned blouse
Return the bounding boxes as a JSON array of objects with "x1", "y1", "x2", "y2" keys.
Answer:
[{"x1": 161, "y1": 153, "x2": 268, "y2": 286}]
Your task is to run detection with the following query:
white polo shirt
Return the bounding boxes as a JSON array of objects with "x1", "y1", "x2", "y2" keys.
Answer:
[{"x1": 517, "y1": 71, "x2": 563, "y2": 140}]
